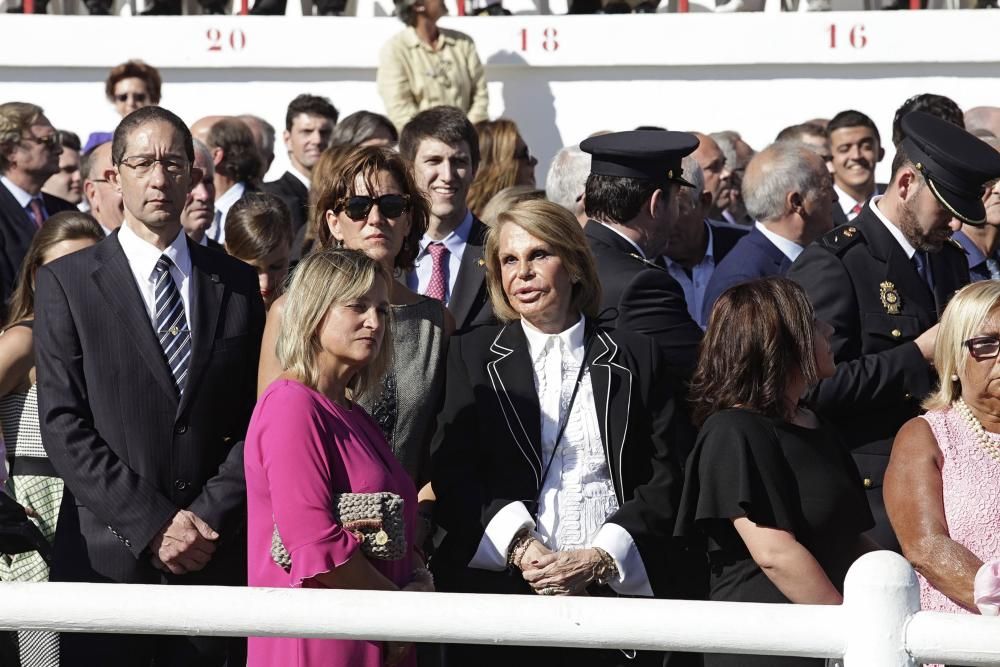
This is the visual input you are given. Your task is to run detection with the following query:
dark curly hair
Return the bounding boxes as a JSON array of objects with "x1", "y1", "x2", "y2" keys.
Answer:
[
  {"x1": 104, "y1": 60, "x2": 162, "y2": 105},
  {"x1": 892, "y1": 93, "x2": 964, "y2": 146}
]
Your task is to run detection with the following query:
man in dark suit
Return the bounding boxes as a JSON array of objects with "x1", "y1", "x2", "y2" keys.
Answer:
[
  {"x1": 662, "y1": 155, "x2": 747, "y2": 327},
  {"x1": 829, "y1": 109, "x2": 886, "y2": 227},
  {"x1": 81, "y1": 141, "x2": 125, "y2": 236},
  {"x1": 0, "y1": 102, "x2": 77, "y2": 311},
  {"x1": 262, "y1": 94, "x2": 338, "y2": 244},
  {"x1": 200, "y1": 117, "x2": 263, "y2": 246},
  {"x1": 180, "y1": 138, "x2": 223, "y2": 250},
  {"x1": 579, "y1": 130, "x2": 704, "y2": 377},
  {"x1": 702, "y1": 141, "x2": 835, "y2": 322},
  {"x1": 787, "y1": 112, "x2": 1000, "y2": 551},
  {"x1": 35, "y1": 106, "x2": 265, "y2": 666},
  {"x1": 400, "y1": 106, "x2": 493, "y2": 330}
]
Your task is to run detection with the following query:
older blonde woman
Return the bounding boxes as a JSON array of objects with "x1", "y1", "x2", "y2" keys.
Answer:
[
  {"x1": 431, "y1": 199, "x2": 694, "y2": 667},
  {"x1": 245, "y1": 249, "x2": 431, "y2": 667},
  {"x1": 886, "y1": 280, "x2": 1000, "y2": 615}
]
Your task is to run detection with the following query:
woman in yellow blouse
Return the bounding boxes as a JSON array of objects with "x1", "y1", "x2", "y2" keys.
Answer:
[{"x1": 377, "y1": 0, "x2": 490, "y2": 132}]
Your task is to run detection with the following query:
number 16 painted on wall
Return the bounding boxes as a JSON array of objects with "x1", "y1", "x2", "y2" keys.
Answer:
[{"x1": 829, "y1": 24, "x2": 867, "y2": 49}]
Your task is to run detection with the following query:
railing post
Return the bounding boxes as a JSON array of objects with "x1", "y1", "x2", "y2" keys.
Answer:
[{"x1": 842, "y1": 551, "x2": 919, "y2": 667}]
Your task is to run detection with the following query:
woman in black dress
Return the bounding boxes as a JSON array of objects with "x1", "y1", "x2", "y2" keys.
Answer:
[{"x1": 676, "y1": 277, "x2": 876, "y2": 667}]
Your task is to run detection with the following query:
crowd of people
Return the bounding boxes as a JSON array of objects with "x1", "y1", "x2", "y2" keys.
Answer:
[{"x1": 3, "y1": 53, "x2": 1000, "y2": 667}]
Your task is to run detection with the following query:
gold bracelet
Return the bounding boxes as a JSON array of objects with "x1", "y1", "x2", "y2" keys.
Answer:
[
  {"x1": 507, "y1": 532, "x2": 535, "y2": 570},
  {"x1": 593, "y1": 547, "x2": 619, "y2": 586}
]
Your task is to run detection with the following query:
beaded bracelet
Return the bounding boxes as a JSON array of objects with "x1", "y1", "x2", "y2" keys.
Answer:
[
  {"x1": 506, "y1": 532, "x2": 536, "y2": 570},
  {"x1": 593, "y1": 547, "x2": 619, "y2": 586}
]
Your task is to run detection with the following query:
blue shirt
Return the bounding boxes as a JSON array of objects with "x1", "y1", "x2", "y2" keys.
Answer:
[{"x1": 952, "y1": 230, "x2": 1000, "y2": 282}]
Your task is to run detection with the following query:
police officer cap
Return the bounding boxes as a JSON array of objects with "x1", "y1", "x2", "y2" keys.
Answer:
[
  {"x1": 900, "y1": 111, "x2": 1000, "y2": 226},
  {"x1": 580, "y1": 130, "x2": 699, "y2": 188}
]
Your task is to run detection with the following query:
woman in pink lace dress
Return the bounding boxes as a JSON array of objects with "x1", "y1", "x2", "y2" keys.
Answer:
[
  {"x1": 886, "y1": 280, "x2": 1000, "y2": 615},
  {"x1": 245, "y1": 249, "x2": 430, "y2": 667}
]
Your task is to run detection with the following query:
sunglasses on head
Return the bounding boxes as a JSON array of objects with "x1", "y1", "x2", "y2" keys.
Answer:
[{"x1": 336, "y1": 194, "x2": 410, "y2": 221}]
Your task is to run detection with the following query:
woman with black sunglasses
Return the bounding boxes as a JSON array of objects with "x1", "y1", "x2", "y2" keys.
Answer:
[
  {"x1": 258, "y1": 146, "x2": 452, "y2": 544},
  {"x1": 886, "y1": 280, "x2": 1000, "y2": 618}
]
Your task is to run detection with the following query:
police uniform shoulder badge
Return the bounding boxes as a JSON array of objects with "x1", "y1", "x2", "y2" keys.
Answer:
[{"x1": 880, "y1": 281, "x2": 902, "y2": 315}]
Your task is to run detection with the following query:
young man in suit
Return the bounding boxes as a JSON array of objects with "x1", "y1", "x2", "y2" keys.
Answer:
[
  {"x1": 829, "y1": 109, "x2": 885, "y2": 226},
  {"x1": 400, "y1": 105, "x2": 494, "y2": 330},
  {"x1": 35, "y1": 106, "x2": 266, "y2": 666},
  {"x1": 702, "y1": 141, "x2": 835, "y2": 322},
  {"x1": 262, "y1": 94, "x2": 338, "y2": 240},
  {"x1": 200, "y1": 117, "x2": 263, "y2": 245},
  {"x1": 579, "y1": 130, "x2": 704, "y2": 377},
  {"x1": 788, "y1": 112, "x2": 1000, "y2": 551},
  {"x1": 0, "y1": 102, "x2": 77, "y2": 311},
  {"x1": 662, "y1": 156, "x2": 748, "y2": 327}
]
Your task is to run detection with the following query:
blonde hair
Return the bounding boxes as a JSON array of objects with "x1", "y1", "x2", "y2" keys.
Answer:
[
  {"x1": 484, "y1": 199, "x2": 601, "y2": 323},
  {"x1": 467, "y1": 119, "x2": 523, "y2": 216},
  {"x1": 478, "y1": 185, "x2": 546, "y2": 228},
  {"x1": 276, "y1": 248, "x2": 393, "y2": 399},
  {"x1": 923, "y1": 280, "x2": 1000, "y2": 411}
]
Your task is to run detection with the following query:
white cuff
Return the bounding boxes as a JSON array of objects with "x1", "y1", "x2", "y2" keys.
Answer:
[
  {"x1": 467, "y1": 501, "x2": 536, "y2": 571},
  {"x1": 592, "y1": 522, "x2": 653, "y2": 597}
]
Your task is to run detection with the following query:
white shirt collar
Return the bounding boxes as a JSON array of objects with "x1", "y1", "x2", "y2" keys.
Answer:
[
  {"x1": 215, "y1": 181, "x2": 246, "y2": 214},
  {"x1": 118, "y1": 221, "x2": 192, "y2": 282},
  {"x1": 419, "y1": 209, "x2": 474, "y2": 257},
  {"x1": 755, "y1": 221, "x2": 805, "y2": 262},
  {"x1": 521, "y1": 315, "x2": 586, "y2": 365},
  {"x1": 834, "y1": 182, "x2": 881, "y2": 216},
  {"x1": 601, "y1": 223, "x2": 646, "y2": 259},
  {"x1": 288, "y1": 166, "x2": 311, "y2": 191},
  {"x1": 1, "y1": 175, "x2": 36, "y2": 208},
  {"x1": 870, "y1": 195, "x2": 917, "y2": 259}
]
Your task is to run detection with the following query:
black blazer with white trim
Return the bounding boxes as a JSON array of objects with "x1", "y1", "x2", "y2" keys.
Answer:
[{"x1": 430, "y1": 319, "x2": 698, "y2": 598}]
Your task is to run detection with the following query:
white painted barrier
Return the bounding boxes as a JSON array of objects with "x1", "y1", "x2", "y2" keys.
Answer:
[{"x1": 1, "y1": 552, "x2": 998, "y2": 665}]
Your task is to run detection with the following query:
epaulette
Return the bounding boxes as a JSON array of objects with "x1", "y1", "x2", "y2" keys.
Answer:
[
  {"x1": 945, "y1": 237, "x2": 968, "y2": 255},
  {"x1": 628, "y1": 253, "x2": 668, "y2": 272},
  {"x1": 818, "y1": 224, "x2": 865, "y2": 254}
]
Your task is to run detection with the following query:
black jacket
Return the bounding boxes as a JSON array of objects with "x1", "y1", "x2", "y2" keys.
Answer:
[
  {"x1": 0, "y1": 184, "x2": 76, "y2": 313},
  {"x1": 786, "y1": 203, "x2": 969, "y2": 548},
  {"x1": 431, "y1": 321, "x2": 696, "y2": 599},
  {"x1": 585, "y1": 220, "x2": 703, "y2": 378},
  {"x1": 35, "y1": 231, "x2": 265, "y2": 586}
]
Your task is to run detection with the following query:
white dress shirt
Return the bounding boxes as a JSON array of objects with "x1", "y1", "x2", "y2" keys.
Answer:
[
  {"x1": 468, "y1": 316, "x2": 654, "y2": 597},
  {"x1": 407, "y1": 209, "x2": 473, "y2": 304},
  {"x1": 870, "y1": 195, "x2": 917, "y2": 259},
  {"x1": 117, "y1": 221, "x2": 192, "y2": 328},
  {"x1": 756, "y1": 221, "x2": 805, "y2": 263},
  {"x1": 663, "y1": 220, "x2": 717, "y2": 328},
  {"x1": 207, "y1": 181, "x2": 246, "y2": 244}
]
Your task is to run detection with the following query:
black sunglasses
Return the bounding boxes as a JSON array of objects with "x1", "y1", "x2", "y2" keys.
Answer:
[
  {"x1": 115, "y1": 92, "x2": 148, "y2": 103},
  {"x1": 964, "y1": 335, "x2": 1000, "y2": 360},
  {"x1": 336, "y1": 194, "x2": 410, "y2": 221}
]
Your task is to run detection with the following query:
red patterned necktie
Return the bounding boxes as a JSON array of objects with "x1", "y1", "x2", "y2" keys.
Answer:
[
  {"x1": 425, "y1": 242, "x2": 450, "y2": 302},
  {"x1": 28, "y1": 198, "x2": 45, "y2": 227}
]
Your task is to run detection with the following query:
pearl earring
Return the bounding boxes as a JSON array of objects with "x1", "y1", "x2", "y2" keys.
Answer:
[{"x1": 951, "y1": 374, "x2": 960, "y2": 382}]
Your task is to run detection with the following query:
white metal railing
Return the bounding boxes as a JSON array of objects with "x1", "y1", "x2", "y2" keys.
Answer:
[{"x1": 0, "y1": 552, "x2": 998, "y2": 666}]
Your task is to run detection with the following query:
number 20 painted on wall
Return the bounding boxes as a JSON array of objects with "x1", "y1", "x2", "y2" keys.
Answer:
[{"x1": 207, "y1": 28, "x2": 247, "y2": 52}]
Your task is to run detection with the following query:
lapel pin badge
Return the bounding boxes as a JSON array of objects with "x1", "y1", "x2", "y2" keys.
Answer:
[
  {"x1": 478, "y1": 259, "x2": 485, "y2": 267},
  {"x1": 880, "y1": 281, "x2": 902, "y2": 315}
]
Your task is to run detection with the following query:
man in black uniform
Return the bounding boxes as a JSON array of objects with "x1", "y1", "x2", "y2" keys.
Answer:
[
  {"x1": 788, "y1": 112, "x2": 1000, "y2": 551},
  {"x1": 580, "y1": 130, "x2": 705, "y2": 377}
]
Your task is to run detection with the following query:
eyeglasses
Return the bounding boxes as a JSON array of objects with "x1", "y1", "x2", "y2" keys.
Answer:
[
  {"x1": 118, "y1": 156, "x2": 189, "y2": 178},
  {"x1": 336, "y1": 194, "x2": 410, "y2": 221},
  {"x1": 21, "y1": 133, "x2": 60, "y2": 150},
  {"x1": 964, "y1": 335, "x2": 1000, "y2": 360},
  {"x1": 115, "y1": 92, "x2": 148, "y2": 104}
]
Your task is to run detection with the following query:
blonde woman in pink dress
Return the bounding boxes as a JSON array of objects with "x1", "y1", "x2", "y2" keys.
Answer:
[
  {"x1": 886, "y1": 280, "x2": 1000, "y2": 617},
  {"x1": 245, "y1": 249, "x2": 431, "y2": 667}
]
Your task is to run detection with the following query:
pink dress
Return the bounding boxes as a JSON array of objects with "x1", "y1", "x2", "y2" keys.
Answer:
[
  {"x1": 918, "y1": 407, "x2": 1000, "y2": 614},
  {"x1": 245, "y1": 379, "x2": 418, "y2": 667}
]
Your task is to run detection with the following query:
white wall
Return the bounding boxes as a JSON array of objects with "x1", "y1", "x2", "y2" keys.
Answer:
[{"x1": 0, "y1": 11, "x2": 997, "y2": 183}]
